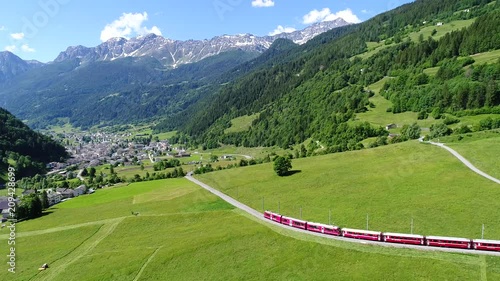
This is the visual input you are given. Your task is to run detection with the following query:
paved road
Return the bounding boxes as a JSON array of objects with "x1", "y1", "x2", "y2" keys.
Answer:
[
  {"x1": 424, "y1": 140, "x2": 500, "y2": 185},
  {"x1": 185, "y1": 175, "x2": 500, "y2": 257}
]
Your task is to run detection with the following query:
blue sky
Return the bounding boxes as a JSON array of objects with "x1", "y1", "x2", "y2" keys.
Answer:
[{"x1": 0, "y1": 0, "x2": 413, "y2": 62}]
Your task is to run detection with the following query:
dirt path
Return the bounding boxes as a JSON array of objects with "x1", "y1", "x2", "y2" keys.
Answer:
[{"x1": 425, "y1": 140, "x2": 500, "y2": 185}]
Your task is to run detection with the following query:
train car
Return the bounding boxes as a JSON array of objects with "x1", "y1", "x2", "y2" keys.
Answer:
[
  {"x1": 382, "y1": 232, "x2": 425, "y2": 245},
  {"x1": 472, "y1": 239, "x2": 500, "y2": 252},
  {"x1": 281, "y1": 216, "x2": 307, "y2": 230},
  {"x1": 306, "y1": 222, "x2": 341, "y2": 236},
  {"x1": 271, "y1": 212, "x2": 282, "y2": 223},
  {"x1": 425, "y1": 235, "x2": 472, "y2": 249},
  {"x1": 341, "y1": 228, "x2": 382, "y2": 241},
  {"x1": 264, "y1": 211, "x2": 272, "y2": 220}
]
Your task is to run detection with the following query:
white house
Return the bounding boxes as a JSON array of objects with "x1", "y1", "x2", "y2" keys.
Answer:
[
  {"x1": 47, "y1": 193, "x2": 62, "y2": 205},
  {"x1": 74, "y1": 185, "x2": 87, "y2": 196}
]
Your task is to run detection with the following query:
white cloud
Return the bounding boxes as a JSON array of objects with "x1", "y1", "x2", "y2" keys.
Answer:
[
  {"x1": 269, "y1": 25, "x2": 296, "y2": 36},
  {"x1": 21, "y1": 44, "x2": 35, "y2": 53},
  {"x1": 10, "y1": 32, "x2": 25, "y2": 40},
  {"x1": 4, "y1": 45, "x2": 16, "y2": 52},
  {"x1": 100, "y1": 12, "x2": 162, "y2": 42},
  {"x1": 361, "y1": 9, "x2": 371, "y2": 14},
  {"x1": 303, "y1": 8, "x2": 361, "y2": 24},
  {"x1": 252, "y1": 0, "x2": 274, "y2": 8}
]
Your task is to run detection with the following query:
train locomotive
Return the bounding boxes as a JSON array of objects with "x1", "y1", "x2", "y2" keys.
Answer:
[{"x1": 264, "y1": 211, "x2": 500, "y2": 252}]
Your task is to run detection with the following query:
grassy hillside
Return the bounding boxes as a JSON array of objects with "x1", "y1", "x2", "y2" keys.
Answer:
[
  {"x1": 196, "y1": 141, "x2": 500, "y2": 239},
  {"x1": 354, "y1": 77, "x2": 436, "y2": 132},
  {"x1": 442, "y1": 129, "x2": 500, "y2": 179},
  {"x1": 224, "y1": 113, "x2": 260, "y2": 134},
  {"x1": 2, "y1": 178, "x2": 500, "y2": 280}
]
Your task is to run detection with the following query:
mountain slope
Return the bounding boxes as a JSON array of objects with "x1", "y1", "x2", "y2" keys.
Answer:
[
  {"x1": 0, "y1": 107, "x2": 68, "y2": 179},
  {"x1": 0, "y1": 51, "x2": 43, "y2": 82},
  {"x1": 163, "y1": 0, "x2": 500, "y2": 150},
  {"x1": 0, "y1": 49, "x2": 259, "y2": 129}
]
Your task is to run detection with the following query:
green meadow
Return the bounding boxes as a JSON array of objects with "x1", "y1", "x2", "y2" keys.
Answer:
[
  {"x1": 225, "y1": 113, "x2": 260, "y2": 134},
  {"x1": 196, "y1": 141, "x2": 500, "y2": 240},
  {"x1": 1, "y1": 175, "x2": 500, "y2": 280},
  {"x1": 443, "y1": 129, "x2": 500, "y2": 180},
  {"x1": 407, "y1": 19, "x2": 476, "y2": 42},
  {"x1": 354, "y1": 77, "x2": 436, "y2": 131}
]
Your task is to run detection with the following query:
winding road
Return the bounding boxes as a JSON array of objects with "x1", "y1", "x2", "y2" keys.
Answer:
[
  {"x1": 185, "y1": 175, "x2": 500, "y2": 257},
  {"x1": 423, "y1": 139, "x2": 500, "y2": 185}
]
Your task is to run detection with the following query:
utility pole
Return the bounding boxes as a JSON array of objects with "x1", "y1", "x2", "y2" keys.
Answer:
[
  {"x1": 482, "y1": 224, "x2": 485, "y2": 239},
  {"x1": 329, "y1": 209, "x2": 331, "y2": 225},
  {"x1": 366, "y1": 214, "x2": 369, "y2": 230},
  {"x1": 411, "y1": 218, "x2": 414, "y2": 234},
  {"x1": 300, "y1": 207, "x2": 302, "y2": 219}
]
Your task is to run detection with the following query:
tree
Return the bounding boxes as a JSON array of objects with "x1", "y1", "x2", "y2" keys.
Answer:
[
  {"x1": 41, "y1": 190, "x2": 49, "y2": 210},
  {"x1": 273, "y1": 156, "x2": 292, "y2": 177},
  {"x1": 109, "y1": 164, "x2": 115, "y2": 175},
  {"x1": 89, "y1": 167, "x2": 96, "y2": 178},
  {"x1": 81, "y1": 168, "x2": 88, "y2": 177},
  {"x1": 430, "y1": 123, "x2": 452, "y2": 138},
  {"x1": 299, "y1": 144, "x2": 307, "y2": 158},
  {"x1": 401, "y1": 123, "x2": 421, "y2": 140}
]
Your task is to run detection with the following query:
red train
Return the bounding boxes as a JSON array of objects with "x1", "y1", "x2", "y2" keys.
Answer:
[{"x1": 263, "y1": 211, "x2": 500, "y2": 252}]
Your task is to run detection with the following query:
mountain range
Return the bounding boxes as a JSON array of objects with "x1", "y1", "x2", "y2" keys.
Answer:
[
  {"x1": 54, "y1": 19, "x2": 349, "y2": 68},
  {"x1": 0, "y1": 18, "x2": 350, "y2": 128}
]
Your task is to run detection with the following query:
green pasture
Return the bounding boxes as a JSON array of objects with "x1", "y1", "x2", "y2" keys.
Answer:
[
  {"x1": 224, "y1": 113, "x2": 259, "y2": 134},
  {"x1": 153, "y1": 131, "x2": 177, "y2": 140},
  {"x1": 443, "y1": 129, "x2": 500, "y2": 179},
  {"x1": 196, "y1": 141, "x2": 500, "y2": 240},
  {"x1": 470, "y1": 49, "x2": 500, "y2": 65},
  {"x1": 1, "y1": 177, "x2": 500, "y2": 280},
  {"x1": 407, "y1": 19, "x2": 475, "y2": 42},
  {"x1": 355, "y1": 77, "x2": 436, "y2": 131}
]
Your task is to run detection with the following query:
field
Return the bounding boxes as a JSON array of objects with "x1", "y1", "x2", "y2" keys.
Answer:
[
  {"x1": 352, "y1": 19, "x2": 476, "y2": 61},
  {"x1": 2, "y1": 176, "x2": 500, "y2": 280},
  {"x1": 440, "y1": 129, "x2": 500, "y2": 180},
  {"x1": 470, "y1": 49, "x2": 500, "y2": 65},
  {"x1": 354, "y1": 77, "x2": 436, "y2": 132},
  {"x1": 407, "y1": 19, "x2": 475, "y2": 42},
  {"x1": 224, "y1": 113, "x2": 259, "y2": 134},
  {"x1": 196, "y1": 140, "x2": 500, "y2": 240}
]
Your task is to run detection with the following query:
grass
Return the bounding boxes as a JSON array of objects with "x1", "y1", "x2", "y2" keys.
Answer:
[
  {"x1": 0, "y1": 188, "x2": 23, "y2": 197},
  {"x1": 153, "y1": 131, "x2": 176, "y2": 140},
  {"x1": 355, "y1": 77, "x2": 436, "y2": 131},
  {"x1": 204, "y1": 145, "x2": 287, "y2": 159},
  {"x1": 196, "y1": 141, "x2": 500, "y2": 240},
  {"x1": 224, "y1": 113, "x2": 259, "y2": 134},
  {"x1": 423, "y1": 66, "x2": 440, "y2": 77},
  {"x1": 351, "y1": 19, "x2": 476, "y2": 62},
  {"x1": 424, "y1": 49, "x2": 500, "y2": 76},
  {"x1": 440, "y1": 129, "x2": 500, "y2": 180},
  {"x1": 2, "y1": 176, "x2": 500, "y2": 280},
  {"x1": 470, "y1": 49, "x2": 500, "y2": 65},
  {"x1": 408, "y1": 19, "x2": 475, "y2": 42}
]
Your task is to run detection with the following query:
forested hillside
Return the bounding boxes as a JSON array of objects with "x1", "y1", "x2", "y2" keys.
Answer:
[
  {"x1": 0, "y1": 50, "x2": 259, "y2": 129},
  {"x1": 157, "y1": 0, "x2": 500, "y2": 151},
  {"x1": 0, "y1": 108, "x2": 68, "y2": 180}
]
